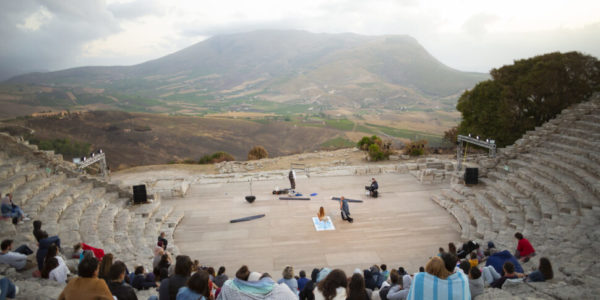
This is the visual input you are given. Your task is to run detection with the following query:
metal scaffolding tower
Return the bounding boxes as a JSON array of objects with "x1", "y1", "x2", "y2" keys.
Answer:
[
  {"x1": 456, "y1": 135, "x2": 496, "y2": 171},
  {"x1": 77, "y1": 153, "x2": 108, "y2": 177}
]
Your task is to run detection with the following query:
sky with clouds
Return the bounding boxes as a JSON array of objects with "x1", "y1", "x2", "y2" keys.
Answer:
[{"x1": 1, "y1": 0, "x2": 599, "y2": 80}]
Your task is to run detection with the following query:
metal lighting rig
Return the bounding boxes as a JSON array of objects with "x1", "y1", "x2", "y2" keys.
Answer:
[{"x1": 456, "y1": 134, "x2": 496, "y2": 171}]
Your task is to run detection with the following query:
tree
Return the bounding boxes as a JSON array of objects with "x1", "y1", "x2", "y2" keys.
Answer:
[
  {"x1": 443, "y1": 126, "x2": 458, "y2": 145},
  {"x1": 247, "y1": 146, "x2": 268, "y2": 160},
  {"x1": 456, "y1": 52, "x2": 600, "y2": 147}
]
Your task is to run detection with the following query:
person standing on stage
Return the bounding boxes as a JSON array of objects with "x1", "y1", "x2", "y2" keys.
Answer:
[{"x1": 289, "y1": 169, "x2": 296, "y2": 191}]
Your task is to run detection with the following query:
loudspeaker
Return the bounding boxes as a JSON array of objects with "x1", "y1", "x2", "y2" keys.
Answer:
[
  {"x1": 133, "y1": 184, "x2": 147, "y2": 204},
  {"x1": 464, "y1": 168, "x2": 478, "y2": 185}
]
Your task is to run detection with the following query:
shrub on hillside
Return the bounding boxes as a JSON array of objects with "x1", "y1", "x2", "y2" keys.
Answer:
[
  {"x1": 247, "y1": 146, "x2": 268, "y2": 160},
  {"x1": 404, "y1": 140, "x2": 428, "y2": 156},
  {"x1": 368, "y1": 143, "x2": 386, "y2": 161},
  {"x1": 198, "y1": 151, "x2": 235, "y2": 164},
  {"x1": 30, "y1": 137, "x2": 90, "y2": 158},
  {"x1": 357, "y1": 135, "x2": 382, "y2": 151}
]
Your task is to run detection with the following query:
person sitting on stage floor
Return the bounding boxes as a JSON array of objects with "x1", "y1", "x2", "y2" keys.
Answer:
[
  {"x1": 317, "y1": 207, "x2": 326, "y2": 222},
  {"x1": 339, "y1": 197, "x2": 353, "y2": 223},
  {"x1": 365, "y1": 178, "x2": 379, "y2": 197}
]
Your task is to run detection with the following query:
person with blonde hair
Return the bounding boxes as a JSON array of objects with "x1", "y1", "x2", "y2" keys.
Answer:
[
  {"x1": 317, "y1": 207, "x2": 326, "y2": 222},
  {"x1": 406, "y1": 257, "x2": 470, "y2": 300},
  {"x1": 278, "y1": 265, "x2": 298, "y2": 294}
]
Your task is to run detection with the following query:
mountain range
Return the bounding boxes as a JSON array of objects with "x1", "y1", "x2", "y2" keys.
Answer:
[{"x1": 2, "y1": 30, "x2": 488, "y2": 116}]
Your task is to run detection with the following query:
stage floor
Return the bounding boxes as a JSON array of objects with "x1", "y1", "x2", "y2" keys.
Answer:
[{"x1": 170, "y1": 173, "x2": 459, "y2": 276}]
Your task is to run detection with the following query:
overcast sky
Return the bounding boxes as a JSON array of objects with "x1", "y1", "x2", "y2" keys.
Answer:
[{"x1": 1, "y1": 0, "x2": 599, "y2": 80}]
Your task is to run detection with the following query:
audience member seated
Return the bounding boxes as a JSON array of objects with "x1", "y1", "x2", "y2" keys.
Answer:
[
  {"x1": 212, "y1": 266, "x2": 227, "y2": 289},
  {"x1": 98, "y1": 253, "x2": 113, "y2": 283},
  {"x1": 369, "y1": 265, "x2": 381, "y2": 288},
  {"x1": 81, "y1": 243, "x2": 105, "y2": 260},
  {"x1": 108, "y1": 261, "x2": 138, "y2": 300},
  {"x1": 347, "y1": 273, "x2": 369, "y2": 300},
  {"x1": 447, "y1": 243, "x2": 457, "y2": 256},
  {"x1": 314, "y1": 269, "x2": 347, "y2": 300},
  {"x1": 387, "y1": 272, "x2": 411, "y2": 300},
  {"x1": 177, "y1": 270, "x2": 211, "y2": 300},
  {"x1": 158, "y1": 232, "x2": 168, "y2": 251},
  {"x1": 42, "y1": 244, "x2": 70, "y2": 283},
  {"x1": 485, "y1": 247, "x2": 523, "y2": 276},
  {"x1": 514, "y1": 232, "x2": 536, "y2": 262},
  {"x1": 490, "y1": 262, "x2": 524, "y2": 289},
  {"x1": 365, "y1": 178, "x2": 379, "y2": 197},
  {"x1": 36, "y1": 232, "x2": 61, "y2": 271},
  {"x1": 58, "y1": 256, "x2": 113, "y2": 300},
  {"x1": 468, "y1": 267, "x2": 483, "y2": 299},
  {"x1": 457, "y1": 241, "x2": 479, "y2": 259},
  {"x1": 299, "y1": 268, "x2": 320, "y2": 300},
  {"x1": 406, "y1": 256, "x2": 470, "y2": 300},
  {"x1": 1, "y1": 193, "x2": 29, "y2": 224},
  {"x1": 159, "y1": 255, "x2": 193, "y2": 300},
  {"x1": 468, "y1": 252, "x2": 479, "y2": 268},
  {"x1": 379, "y1": 264, "x2": 390, "y2": 286},
  {"x1": 217, "y1": 265, "x2": 297, "y2": 299},
  {"x1": 153, "y1": 247, "x2": 165, "y2": 269},
  {"x1": 33, "y1": 220, "x2": 48, "y2": 243},
  {"x1": 0, "y1": 275, "x2": 18, "y2": 299},
  {"x1": 297, "y1": 270, "x2": 309, "y2": 292},
  {"x1": 0, "y1": 239, "x2": 32, "y2": 270},
  {"x1": 481, "y1": 266, "x2": 501, "y2": 286},
  {"x1": 132, "y1": 266, "x2": 157, "y2": 290},
  {"x1": 525, "y1": 257, "x2": 553, "y2": 282},
  {"x1": 277, "y1": 265, "x2": 298, "y2": 294},
  {"x1": 363, "y1": 268, "x2": 376, "y2": 291}
]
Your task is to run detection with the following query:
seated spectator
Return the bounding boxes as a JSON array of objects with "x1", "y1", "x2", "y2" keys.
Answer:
[
  {"x1": 389, "y1": 274, "x2": 411, "y2": 300},
  {"x1": 43, "y1": 244, "x2": 69, "y2": 283},
  {"x1": 217, "y1": 265, "x2": 297, "y2": 299},
  {"x1": 108, "y1": 261, "x2": 138, "y2": 300},
  {"x1": 131, "y1": 266, "x2": 157, "y2": 290},
  {"x1": 33, "y1": 220, "x2": 48, "y2": 242},
  {"x1": 468, "y1": 267, "x2": 483, "y2": 299},
  {"x1": 159, "y1": 255, "x2": 193, "y2": 300},
  {"x1": 299, "y1": 268, "x2": 320, "y2": 300},
  {"x1": 514, "y1": 233, "x2": 536, "y2": 262},
  {"x1": 277, "y1": 265, "x2": 298, "y2": 294},
  {"x1": 1, "y1": 193, "x2": 29, "y2": 224},
  {"x1": 297, "y1": 270, "x2": 309, "y2": 292},
  {"x1": 363, "y1": 268, "x2": 376, "y2": 291},
  {"x1": 526, "y1": 257, "x2": 553, "y2": 282},
  {"x1": 158, "y1": 232, "x2": 168, "y2": 251},
  {"x1": 207, "y1": 267, "x2": 216, "y2": 282},
  {"x1": 314, "y1": 269, "x2": 347, "y2": 300},
  {"x1": 437, "y1": 248, "x2": 444, "y2": 257},
  {"x1": 448, "y1": 243, "x2": 457, "y2": 256},
  {"x1": 370, "y1": 264, "x2": 382, "y2": 288},
  {"x1": 378, "y1": 269, "x2": 397, "y2": 299},
  {"x1": 458, "y1": 260, "x2": 471, "y2": 275},
  {"x1": 468, "y1": 252, "x2": 479, "y2": 268},
  {"x1": 80, "y1": 243, "x2": 105, "y2": 260},
  {"x1": 0, "y1": 239, "x2": 32, "y2": 270},
  {"x1": 347, "y1": 273, "x2": 369, "y2": 300},
  {"x1": 157, "y1": 254, "x2": 172, "y2": 273},
  {"x1": 98, "y1": 253, "x2": 113, "y2": 283},
  {"x1": 213, "y1": 266, "x2": 228, "y2": 288},
  {"x1": 0, "y1": 275, "x2": 18, "y2": 299},
  {"x1": 490, "y1": 262, "x2": 524, "y2": 289},
  {"x1": 41, "y1": 257, "x2": 61, "y2": 282},
  {"x1": 177, "y1": 270, "x2": 210, "y2": 300},
  {"x1": 72, "y1": 243, "x2": 83, "y2": 259},
  {"x1": 485, "y1": 248, "x2": 523, "y2": 276},
  {"x1": 457, "y1": 241, "x2": 479, "y2": 259},
  {"x1": 58, "y1": 256, "x2": 113, "y2": 300},
  {"x1": 406, "y1": 256, "x2": 470, "y2": 299},
  {"x1": 153, "y1": 247, "x2": 165, "y2": 269},
  {"x1": 365, "y1": 178, "x2": 379, "y2": 197},
  {"x1": 36, "y1": 232, "x2": 61, "y2": 271},
  {"x1": 379, "y1": 264, "x2": 390, "y2": 284},
  {"x1": 481, "y1": 266, "x2": 501, "y2": 286}
]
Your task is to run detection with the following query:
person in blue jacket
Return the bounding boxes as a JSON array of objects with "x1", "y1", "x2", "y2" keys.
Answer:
[{"x1": 485, "y1": 248, "x2": 523, "y2": 275}]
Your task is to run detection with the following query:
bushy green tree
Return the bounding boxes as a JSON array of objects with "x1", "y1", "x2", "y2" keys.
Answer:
[
  {"x1": 457, "y1": 52, "x2": 600, "y2": 147},
  {"x1": 247, "y1": 146, "x2": 268, "y2": 160},
  {"x1": 368, "y1": 143, "x2": 386, "y2": 161},
  {"x1": 357, "y1": 135, "x2": 383, "y2": 151}
]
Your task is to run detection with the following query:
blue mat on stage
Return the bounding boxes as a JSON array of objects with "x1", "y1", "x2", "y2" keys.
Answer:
[{"x1": 312, "y1": 216, "x2": 335, "y2": 231}]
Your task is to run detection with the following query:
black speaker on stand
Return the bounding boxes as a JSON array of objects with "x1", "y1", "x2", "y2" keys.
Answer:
[
  {"x1": 133, "y1": 184, "x2": 148, "y2": 204},
  {"x1": 464, "y1": 168, "x2": 479, "y2": 185}
]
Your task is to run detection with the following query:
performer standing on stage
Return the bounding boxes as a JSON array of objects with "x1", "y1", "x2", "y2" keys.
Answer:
[{"x1": 289, "y1": 169, "x2": 296, "y2": 191}]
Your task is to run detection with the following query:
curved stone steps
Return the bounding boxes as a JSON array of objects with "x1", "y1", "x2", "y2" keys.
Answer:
[
  {"x1": 524, "y1": 152, "x2": 600, "y2": 208},
  {"x1": 542, "y1": 141, "x2": 600, "y2": 168},
  {"x1": 98, "y1": 196, "x2": 128, "y2": 255},
  {"x1": 38, "y1": 181, "x2": 94, "y2": 234},
  {"x1": 537, "y1": 145, "x2": 600, "y2": 179},
  {"x1": 431, "y1": 193, "x2": 474, "y2": 240},
  {"x1": 504, "y1": 175, "x2": 557, "y2": 219},
  {"x1": 59, "y1": 188, "x2": 107, "y2": 247},
  {"x1": 550, "y1": 133, "x2": 599, "y2": 153},
  {"x1": 558, "y1": 126, "x2": 600, "y2": 142},
  {"x1": 127, "y1": 200, "x2": 161, "y2": 260},
  {"x1": 441, "y1": 189, "x2": 483, "y2": 238},
  {"x1": 478, "y1": 178, "x2": 526, "y2": 229},
  {"x1": 114, "y1": 209, "x2": 136, "y2": 260},
  {"x1": 0, "y1": 167, "x2": 44, "y2": 196},
  {"x1": 572, "y1": 120, "x2": 600, "y2": 133},
  {"x1": 24, "y1": 183, "x2": 68, "y2": 218},
  {"x1": 11, "y1": 173, "x2": 57, "y2": 206},
  {"x1": 0, "y1": 158, "x2": 28, "y2": 181}
]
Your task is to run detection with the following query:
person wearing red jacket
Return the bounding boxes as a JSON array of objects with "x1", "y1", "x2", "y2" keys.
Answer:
[{"x1": 514, "y1": 232, "x2": 535, "y2": 262}]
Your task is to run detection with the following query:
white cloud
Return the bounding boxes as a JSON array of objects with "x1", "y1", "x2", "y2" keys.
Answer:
[{"x1": 16, "y1": 6, "x2": 53, "y2": 31}]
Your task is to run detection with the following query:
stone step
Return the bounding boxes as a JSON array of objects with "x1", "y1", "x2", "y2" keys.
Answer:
[
  {"x1": 572, "y1": 120, "x2": 600, "y2": 133},
  {"x1": 580, "y1": 113, "x2": 600, "y2": 124},
  {"x1": 79, "y1": 193, "x2": 109, "y2": 249},
  {"x1": 505, "y1": 175, "x2": 557, "y2": 219},
  {"x1": 114, "y1": 210, "x2": 136, "y2": 259},
  {"x1": 38, "y1": 182, "x2": 95, "y2": 233},
  {"x1": 512, "y1": 166, "x2": 579, "y2": 215},
  {"x1": 431, "y1": 193, "x2": 472, "y2": 240},
  {"x1": 542, "y1": 141, "x2": 600, "y2": 167},
  {"x1": 537, "y1": 146, "x2": 600, "y2": 179},
  {"x1": 550, "y1": 133, "x2": 599, "y2": 152},
  {"x1": 523, "y1": 152, "x2": 600, "y2": 208},
  {"x1": 25, "y1": 184, "x2": 68, "y2": 218},
  {"x1": 98, "y1": 196, "x2": 127, "y2": 255},
  {"x1": 58, "y1": 188, "x2": 105, "y2": 247},
  {"x1": 0, "y1": 167, "x2": 44, "y2": 196},
  {"x1": 557, "y1": 126, "x2": 600, "y2": 142},
  {"x1": 0, "y1": 158, "x2": 27, "y2": 180},
  {"x1": 479, "y1": 178, "x2": 521, "y2": 214}
]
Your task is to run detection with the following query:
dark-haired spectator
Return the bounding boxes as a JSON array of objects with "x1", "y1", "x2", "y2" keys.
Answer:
[
  {"x1": 485, "y1": 248, "x2": 523, "y2": 276},
  {"x1": 132, "y1": 266, "x2": 157, "y2": 290},
  {"x1": 108, "y1": 261, "x2": 138, "y2": 300},
  {"x1": 159, "y1": 255, "x2": 193, "y2": 300},
  {"x1": 379, "y1": 264, "x2": 389, "y2": 285},
  {"x1": 33, "y1": 220, "x2": 48, "y2": 242},
  {"x1": 387, "y1": 272, "x2": 411, "y2": 300},
  {"x1": 514, "y1": 233, "x2": 536, "y2": 262},
  {"x1": 441, "y1": 253, "x2": 458, "y2": 273},
  {"x1": 58, "y1": 256, "x2": 113, "y2": 300},
  {"x1": 299, "y1": 268, "x2": 320, "y2": 300},
  {"x1": 278, "y1": 265, "x2": 298, "y2": 294},
  {"x1": 469, "y1": 252, "x2": 479, "y2": 268},
  {"x1": 363, "y1": 268, "x2": 376, "y2": 291},
  {"x1": 213, "y1": 266, "x2": 228, "y2": 288},
  {"x1": 98, "y1": 253, "x2": 113, "y2": 283},
  {"x1": 347, "y1": 273, "x2": 369, "y2": 300},
  {"x1": 297, "y1": 270, "x2": 310, "y2": 292},
  {"x1": 158, "y1": 232, "x2": 168, "y2": 251},
  {"x1": 448, "y1": 243, "x2": 457, "y2": 256},
  {"x1": 379, "y1": 269, "x2": 398, "y2": 300},
  {"x1": 43, "y1": 244, "x2": 69, "y2": 283},
  {"x1": 468, "y1": 267, "x2": 483, "y2": 299},
  {"x1": 418, "y1": 267, "x2": 424, "y2": 273},
  {"x1": 526, "y1": 257, "x2": 553, "y2": 282},
  {"x1": 458, "y1": 260, "x2": 471, "y2": 275},
  {"x1": 41, "y1": 257, "x2": 59, "y2": 281},
  {"x1": 437, "y1": 248, "x2": 444, "y2": 257},
  {"x1": 490, "y1": 261, "x2": 524, "y2": 288},
  {"x1": 36, "y1": 232, "x2": 61, "y2": 271},
  {"x1": 406, "y1": 256, "x2": 470, "y2": 299},
  {"x1": 0, "y1": 239, "x2": 32, "y2": 270},
  {"x1": 314, "y1": 269, "x2": 347, "y2": 300},
  {"x1": 177, "y1": 270, "x2": 210, "y2": 300},
  {"x1": 398, "y1": 267, "x2": 407, "y2": 276}
]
